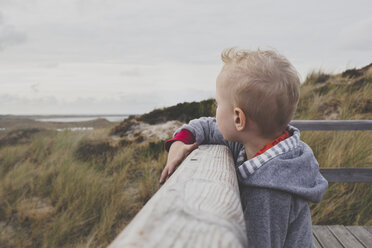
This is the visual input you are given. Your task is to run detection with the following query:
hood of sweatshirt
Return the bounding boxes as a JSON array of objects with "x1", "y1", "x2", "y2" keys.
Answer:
[{"x1": 236, "y1": 125, "x2": 328, "y2": 203}]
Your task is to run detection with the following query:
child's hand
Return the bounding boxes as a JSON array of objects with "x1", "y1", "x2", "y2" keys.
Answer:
[{"x1": 159, "y1": 141, "x2": 198, "y2": 184}]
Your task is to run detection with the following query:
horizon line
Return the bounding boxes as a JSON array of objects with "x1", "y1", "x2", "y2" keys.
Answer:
[{"x1": 0, "y1": 114, "x2": 139, "y2": 117}]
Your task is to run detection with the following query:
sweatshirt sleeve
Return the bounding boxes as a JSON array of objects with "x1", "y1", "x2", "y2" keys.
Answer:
[
  {"x1": 240, "y1": 186, "x2": 292, "y2": 248},
  {"x1": 167, "y1": 117, "x2": 244, "y2": 160},
  {"x1": 173, "y1": 117, "x2": 228, "y2": 146},
  {"x1": 164, "y1": 129, "x2": 195, "y2": 152}
]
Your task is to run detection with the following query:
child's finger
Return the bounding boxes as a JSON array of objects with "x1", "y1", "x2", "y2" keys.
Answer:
[
  {"x1": 167, "y1": 165, "x2": 175, "y2": 177},
  {"x1": 159, "y1": 167, "x2": 169, "y2": 184}
]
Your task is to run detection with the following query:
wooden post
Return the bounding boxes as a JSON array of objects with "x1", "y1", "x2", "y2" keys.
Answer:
[{"x1": 109, "y1": 145, "x2": 248, "y2": 248}]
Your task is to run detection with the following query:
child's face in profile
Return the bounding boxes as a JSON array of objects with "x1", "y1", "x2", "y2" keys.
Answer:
[{"x1": 215, "y1": 70, "x2": 237, "y2": 141}]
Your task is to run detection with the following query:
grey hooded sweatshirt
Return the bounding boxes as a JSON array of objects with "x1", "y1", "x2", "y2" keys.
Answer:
[{"x1": 174, "y1": 117, "x2": 328, "y2": 248}]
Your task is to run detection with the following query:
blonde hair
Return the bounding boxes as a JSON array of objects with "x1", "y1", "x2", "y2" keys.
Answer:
[{"x1": 221, "y1": 47, "x2": 300, "y2": 138}]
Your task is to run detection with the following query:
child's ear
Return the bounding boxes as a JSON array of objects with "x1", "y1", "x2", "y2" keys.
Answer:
[{"x1": 233, "y1": 107, "x2": 246, "y2": 131}]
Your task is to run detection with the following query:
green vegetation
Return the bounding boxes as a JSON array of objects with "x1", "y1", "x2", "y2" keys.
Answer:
[
  {"x1": 139, "y1": 99, "x2": 217, "y2": 124},
  {"x1": 0, "y1": 63, "x2": 371, "y2": 247},
  {"x1": 0, "y1": 129, "x2": 166, "y2": 247}
]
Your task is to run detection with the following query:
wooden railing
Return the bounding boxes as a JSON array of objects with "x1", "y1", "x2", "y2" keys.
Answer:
[
  {"x1": 289, "y1": 120, "x2": 372, "y2": 131},
  {"x1": 109, "y1": 120, "x2": 372, "y2": 248},
  {"x1": 290, "y1": 120, "x2": 372, "y2": 183},
  {"x1": 109, "y1": 145, "x2": 247, "y2": 247}
]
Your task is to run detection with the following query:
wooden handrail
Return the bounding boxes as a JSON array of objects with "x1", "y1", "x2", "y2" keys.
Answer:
[
  {"x1": 320, "y1": 168, "x2": 372, "y2": 183},
  {"x1": 290, "y1": 120, "x2": 372, "y2": 130},
  {"x1": 109, "y1": 145, "x2": 248, "y2": 248}
]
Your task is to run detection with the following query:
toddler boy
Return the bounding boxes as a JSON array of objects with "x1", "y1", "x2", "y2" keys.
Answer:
[{"x1": 159, "y1": 48, "x2": 328, "y2": 248}]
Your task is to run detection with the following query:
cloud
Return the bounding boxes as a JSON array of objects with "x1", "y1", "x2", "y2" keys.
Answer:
[
  {"x1": 120, "y1": 68, "x2": 142, "y2": 77},
  {"x1": 30, "y1": 83, "x2": 40, "y2": 93},
  {"x1": 0, "y1": 11, "x2": 27, "y2": 51},
  {"x1": 41, "y1": 62, "x2": 59, "y2": 69},
  {"x1": 0, "y1": 88, "x2": 214, "y2": 115},
  {"x1": 338, "y1": 17, "x2": 372, "y2": 51},
  {"x1": 2, "y1": 0, "x2": 372, "y2": 115}
]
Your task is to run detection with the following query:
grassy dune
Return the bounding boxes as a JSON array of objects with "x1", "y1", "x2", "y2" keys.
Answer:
[
  {"x1": 0, "y1": 63, "x2": 371, "y2": 247},
  {"x1": 0, "y1": 128, "x2": 166, "y2": 247}
]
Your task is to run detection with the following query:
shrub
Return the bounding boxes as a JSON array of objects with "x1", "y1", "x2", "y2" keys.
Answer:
[
  {"x1": 0, "y1": 128, "x2": 42, "y2": 148},
  {"x1": 138, "y1": 98, "x2": 216, "y2": 124},
  {"x1": 74, "y1": 139, "x2": 117, "y2": 165}
]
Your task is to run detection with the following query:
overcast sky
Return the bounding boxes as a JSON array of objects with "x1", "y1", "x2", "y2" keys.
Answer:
[{"x1": 1, "y1": 0, "x2": 371, "y2": 115}]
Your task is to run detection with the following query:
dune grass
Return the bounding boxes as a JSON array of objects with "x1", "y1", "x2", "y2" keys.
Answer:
[
  {"x1": 0, "y1": 129, "x2": 166, "y2": 247},
  {"x1": 301, "y1": 130, "x2": 372, "y2": 225},
  {"x1": 293, "y1": 67, "x2": 372, "y2": 225}
]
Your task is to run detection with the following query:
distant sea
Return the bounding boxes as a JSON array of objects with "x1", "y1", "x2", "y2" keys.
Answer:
[{"x1": 35, "y1": 115, "x2": 130, "y2": 123}]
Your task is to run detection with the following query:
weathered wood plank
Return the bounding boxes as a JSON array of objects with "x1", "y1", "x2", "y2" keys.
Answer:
[
  {"x1": 290, "y1": 120, "x2": 372, "y2": 130},
  {"x1": 328, "y1": 225, "x2": 364, "y2": 248},
  {"x1": 108, "y1": 145, "x2": 247, "y2": 248},
  {"x1": 313, "y1": 234, "x2": 323, "y2": 248},
  {"x1": 320, "y1": 168, "x2": 372, "y2": 183},
  {"x1": 364, "y1": 226, "x2": 372, "y2": 235},
  {"x1": 313, "y1": 225, "x2": 341, "y2": 248},
  {"x1": 346, "y1": 226, "x2": 372, "y2": 247}
]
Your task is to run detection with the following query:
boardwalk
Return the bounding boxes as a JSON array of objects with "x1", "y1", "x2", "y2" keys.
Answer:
[{"x1": 313, "y1": 225, "x2": 372, "y2": 248}]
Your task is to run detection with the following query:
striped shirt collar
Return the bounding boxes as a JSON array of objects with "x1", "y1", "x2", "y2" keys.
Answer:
[{"x1": 237, "y1": 124, "x2": 300, "y2": 179}]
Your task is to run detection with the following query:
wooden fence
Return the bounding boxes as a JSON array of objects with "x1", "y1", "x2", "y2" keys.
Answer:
[{"x1": 109, "y1": 120, "x2": 372, "y2": 248}]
